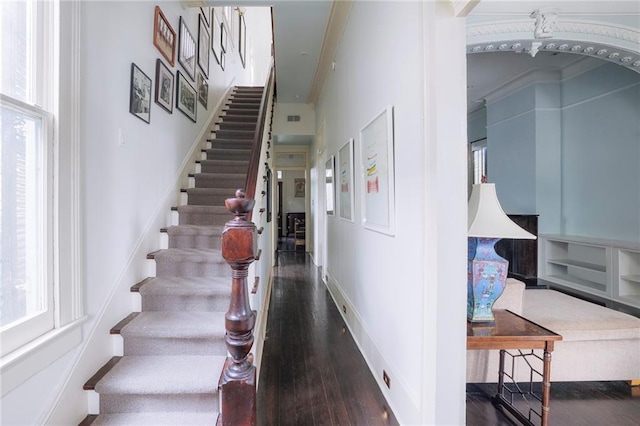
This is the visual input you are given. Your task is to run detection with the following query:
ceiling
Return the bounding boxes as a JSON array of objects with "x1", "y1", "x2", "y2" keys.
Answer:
[{"x1": 211, "y1": 0, "x2": 639, "y2": 138}]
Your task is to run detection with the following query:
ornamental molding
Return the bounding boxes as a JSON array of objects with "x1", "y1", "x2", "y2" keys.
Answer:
[
  {"x1": 468, "y1": 20, "x2": 640, "y2": 47},
  {"x1": 467, "y1": 20, "x2": 640, "y2": 73}
]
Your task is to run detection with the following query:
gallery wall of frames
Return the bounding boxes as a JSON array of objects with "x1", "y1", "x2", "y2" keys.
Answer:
[{"x1": 129, "y1": 6, "x2": 247, "y2": 124}]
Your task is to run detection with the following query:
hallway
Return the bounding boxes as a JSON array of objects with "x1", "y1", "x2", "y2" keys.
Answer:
[{"x1": 257, "y1": 252, "x2": 398, "y2": 425}]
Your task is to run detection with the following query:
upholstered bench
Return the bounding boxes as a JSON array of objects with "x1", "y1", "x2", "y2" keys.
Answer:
[{"x1": 467, "y1": 279, "x2": 640, "y2": 383}]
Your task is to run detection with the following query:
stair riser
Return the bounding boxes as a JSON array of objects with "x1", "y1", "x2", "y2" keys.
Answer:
[
  {"x1": 225, "y1": 103, "x2": 260, "y2": 110},
  {"x1": 154, "y1": 260, "x2": 228, "y2": 278},
  {"x1": 208, "y1": 140, "x2": 253, "y2": 150},
  {"x1": 199, "y1": 162, "x2": 248, "y2": 174},
  {"x1": 217, "y1": 122, "x2": 255, "y2": 131},
  {"x1": 178, "y1": 212, "x2": 231, "y2": 226},
  {"x1": 205, "y1": 150, "x2": 251, "y2": 161},
  {"x1": 100, "y1": 393, "x2": 218, "y2": 414},
  {"x1": 186, "y1": 192, "x2": 230, "y2": 206},
  {"x1": 142, "y1": 295, "x2": 230, "y2": 312},
  {"x1": 169, "y1": 235, "x2": 222, "y2": 250},
  {"x1": 123, "y1": 337, "x2": 226, "y2": 356},
  {"x1": 194, "y1": 176, "x2": 245, "y2": 189},
  {"x1": 221, "y1": 115, "x2": 258, "y2": 123},
  {"x1": 223, "y1": 108, "x2": 258, "y2": 116},
  {"x1": 213, "y1": 130, "x2": 255, "y2": 139}
]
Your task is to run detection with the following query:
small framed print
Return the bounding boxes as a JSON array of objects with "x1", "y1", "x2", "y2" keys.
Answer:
[
  {"x1": 338, "y1": 138, "x2": 355, "y2": 222},
  {"x1": 178, "y1": 16, "x2": 197, "y2": 81},
  {"x1": 197, "y1": 72, "x2": 208, "y2": 109},
  {"x1": 153, "y1": 6, "x2": 176, "y2": 67},
  {"x1": 154, "y1": 59, "x2": 173, "y2": 114},
  {"x1": 198, "y1": 14, "x2": 210, "y2": 78},
  {"x1": 211, "y1": 8, "x2": 222, "y2": 66},
  {"x1": 238, "y1": 12, "x2": 246, "y2": 68},
  {"x1": 129, "y1": 63, "x2": 151, "y2": 123},
  {"x1": 221, "y1": 22, "x2": 228, "y2": 53},
  {"x1": 176, "y1": 70, "x2": 197, "y2": 123},
  {"x1": 220, "y1": 52, "x2": 225, "y2": 71},
  {"x1": 200, "y1": 7, "x2": 210, "y2": 26}
]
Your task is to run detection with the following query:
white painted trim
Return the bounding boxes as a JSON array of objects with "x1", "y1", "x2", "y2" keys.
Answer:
[
  {"x1": 324, "y1": 272, "x2": 421, "y2": 425},
  {"x1": 484, "y1": 69, "x2": 561, "y2": 106},
  {"x1": 0, "y1": 316, "x2": 85, "y2": 397},
  {"x1": 562, "y1": 80, "x2": 640, "y2": 110},
  {"x1": 254, "y1": 271, "x2": 273, "y2": 389}
]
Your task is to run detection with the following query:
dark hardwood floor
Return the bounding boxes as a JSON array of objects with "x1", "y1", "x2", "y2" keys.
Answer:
[
  {"x1": 257, "y1": 252, "x2": 640, "y2": 425},
  {"x1": 257, "y1": 252, "x2": 398, "y2": 426}
]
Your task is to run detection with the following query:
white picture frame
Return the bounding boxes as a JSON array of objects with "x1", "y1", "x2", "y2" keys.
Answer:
[
  {"x1": 338, "y1": 138, "x2": 355, "y2": 222},
  {"x1": 359, "y1": 106, "x2": 395, "y2": 235}
]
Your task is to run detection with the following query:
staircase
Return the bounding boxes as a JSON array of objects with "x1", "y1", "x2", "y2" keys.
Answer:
[{"x1": 81, "y1": 86, "x2": 265, "y2": 425}]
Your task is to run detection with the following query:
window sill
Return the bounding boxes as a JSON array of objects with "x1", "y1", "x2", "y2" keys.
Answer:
[{"x1": 1, "y1": 316, "x2": 86, "y2": 397}]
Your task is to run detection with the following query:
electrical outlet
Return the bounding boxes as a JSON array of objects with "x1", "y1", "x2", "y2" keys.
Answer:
[
  {"x1": 383, "y1": 370, "x2": 391, "y2": 389},
  {"x1": 342, "y1": 305, "x2": 346, "y2": 314}
]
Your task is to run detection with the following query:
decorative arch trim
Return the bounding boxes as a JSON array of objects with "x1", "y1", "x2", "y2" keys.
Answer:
[{"x1": 467, "y1": 20, "x2": 640, "y2": 72}]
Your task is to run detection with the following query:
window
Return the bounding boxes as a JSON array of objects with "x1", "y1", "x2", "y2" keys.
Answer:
[
  {"x1": 471, "y1": 138, "x2": 487, "y2": 184},
  {"x1": 1, "y1": 0, "x2": 82, "y2": 383},
  {"x1": 1, "y1": 0, "x2": 57, "y2": 357}
]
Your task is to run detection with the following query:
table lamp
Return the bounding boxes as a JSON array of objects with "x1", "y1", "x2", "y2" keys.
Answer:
[{"x1": 467, "y1": 183, "x2": 536, "y2": 322}]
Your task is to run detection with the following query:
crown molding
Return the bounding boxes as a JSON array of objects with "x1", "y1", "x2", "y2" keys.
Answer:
[{"x1": 307, "y1": 0, "x2": 354, "y2": 104}]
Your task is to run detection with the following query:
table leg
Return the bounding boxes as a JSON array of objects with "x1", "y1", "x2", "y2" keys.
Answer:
[{"x1": 541, "y1": 349, "x2": 552, "y2": 426}]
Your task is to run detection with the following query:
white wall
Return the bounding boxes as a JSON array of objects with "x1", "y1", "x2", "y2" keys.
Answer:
[
  {"x1": 0, "y1": 2, "x2": 272, "y2": 425},
  {"x1": 314, "y1": 2, "x2": 467, "y2": 424}
]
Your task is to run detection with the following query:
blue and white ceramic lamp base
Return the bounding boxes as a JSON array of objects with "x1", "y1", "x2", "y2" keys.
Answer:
[{"x1": 467, "y1": 237, "x2": 509, "y2": 323}]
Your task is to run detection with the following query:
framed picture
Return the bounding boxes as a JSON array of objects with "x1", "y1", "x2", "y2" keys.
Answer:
[
  {"x1": 197, "y1": 72, "x2": 208, "y2": 109},
  {"x1": 220, "y1": 52, "x2": 225, "y2": 71},
  {"x1": 238, "y1": 12, "x2": 246, "y2": 68},
  {"x1": 221, "y1": 21, "x2": 228, "y2": 53},
  {"x1": 178, "y1": 16, "x2": 196, "y2": 81},
  {"x1": 129, "y1": 63, "x2": 151, "y2": 123},
  {"x1": 197, "y1": 14, "x2": 210, "y2": 78},
  {"x1": 200, "y1": 7, "x2": 210, "y2": 26},
  {"x1": 359, "y1": 106, "x2": 395, "y2": 235},
  {"x1": 325, "y1": 156, "x2": 335, "y2": 216},
  {"x1": 176, "y1": 70, "x2": 197, "y2": 123},
  {"x1": 211, "y1": 9, "x2": 222, "y2": 65},
  {"x1": 153, "y1": 6, "x2": 176, "y2": 67},
  {"x1": 294, "y1": 178, "x2": 305, "y2": 198},
  {"x1": 338, "y1": 138, "x2": 355, "y2": 222},
  {"x1": 154, "y1": 59, "x2": 174, "y2": 114}
]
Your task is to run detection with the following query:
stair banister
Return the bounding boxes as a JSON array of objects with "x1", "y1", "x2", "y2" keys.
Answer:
[
  {"x1": 220, "y1": 189, "x2": 257, "y2": 425},
  {"x1": 244, "y1": 59, "x2": 275, "y2": 204}
]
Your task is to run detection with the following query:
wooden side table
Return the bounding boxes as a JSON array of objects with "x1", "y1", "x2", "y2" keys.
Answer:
[{"x1": 467, "y1": 310, "x2": 562, "y2": 426}]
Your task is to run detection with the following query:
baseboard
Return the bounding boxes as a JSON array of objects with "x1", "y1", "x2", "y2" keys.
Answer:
[
  {"x1": 254, "y1": 270, "x2": 274, "y2": 389},
  {"x1": 323, "y1": 272, "x2": 421, "y2": 425}
]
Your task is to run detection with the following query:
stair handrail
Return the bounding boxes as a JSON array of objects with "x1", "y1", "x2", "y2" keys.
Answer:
[{"x1": 244, "y1": 58, "x2": 275, "y2": 202}]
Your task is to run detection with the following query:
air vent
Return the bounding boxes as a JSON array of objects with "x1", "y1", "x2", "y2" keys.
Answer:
[{"x1": 287, "y1": 115, "x2": 301, "y2": 122}]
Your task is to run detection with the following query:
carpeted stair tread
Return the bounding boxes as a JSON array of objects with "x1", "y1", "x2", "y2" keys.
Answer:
[
  {"x1": 121, "y1": 312, "x2": 226, "y2": 339},
  {"x1": 90, "y1": 412, "x2": 219, "y2": 425},
  {"x1": 152, "y1": 248, "x2": 223, "y2": 263},
  {"x1": 221, "y1": 114, "x2": 259, "y2": 123},
  {"x1": 138, "y1": 276, "x2": 230, "y2": 297},
  {"x1": 176, "y1": 205, "x2": 230, "y2": 215},
  {"x1": 176, "y1": 205, "x2": 232, "y2": 226},
  {"x1": 165, "y1": 224, "x2": 223, "y2": 237},
  {"x1": 198, "y1": 159, "x2": 249, "y2": 174},
  {"x1": 94, "y1": 355, "x2": 226, "y2": 394}
]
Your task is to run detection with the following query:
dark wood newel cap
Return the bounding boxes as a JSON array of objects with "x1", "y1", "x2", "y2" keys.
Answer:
[{"x1": 225, "y1": 189, "x2": 255, "y2": 215}]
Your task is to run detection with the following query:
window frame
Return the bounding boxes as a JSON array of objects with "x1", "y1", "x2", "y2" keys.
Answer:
[{"x1": 0, "y1": 0, "x2": 84, "y2": 397}]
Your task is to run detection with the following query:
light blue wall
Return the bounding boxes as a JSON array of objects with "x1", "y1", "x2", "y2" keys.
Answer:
[
  {"x1": 467, "y1": 107, "x2": 487, "y2": 142},
  {"x1": 479, "y1": 62, "x2": 640, "y2": 243},
  {"x1": 561, "y1": 63, "x2": 640, "y2": 242}
]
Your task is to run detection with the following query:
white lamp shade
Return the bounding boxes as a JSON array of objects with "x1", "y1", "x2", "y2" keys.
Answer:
[{"x1": 468, "y1": 183, "x2": 537, "y2": 239}]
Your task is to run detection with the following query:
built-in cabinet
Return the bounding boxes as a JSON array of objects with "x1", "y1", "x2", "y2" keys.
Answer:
[{"x1": 539, "y1": 234, "x2": 640, "y2": 309}]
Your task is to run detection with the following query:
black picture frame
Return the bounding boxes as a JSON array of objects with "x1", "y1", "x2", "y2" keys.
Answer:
[
  {"x1": 154, "y1": 59, "x2": 174, "y2": 114},
  {"x1": 176, "y1": 70, "x2": 197, "y2": 123},
  {"x1": 238, "y1": 13, "x2": 246, "y2": 68},
  {"x1": 198, "y1": 14, "x2": 210, "y2": 78},
  {"x1": 129, "y1": 63, "x2": 151, "y2": 123},
  {"x1": 178, "y1": 16, "x2": 196, "y2": 81},
  {"x1": 210, "y1": 8, "x2": 222, "y2": 66},
  {"x1": 197, "y1": 72, "x2": 208, "y2": 109},
  {"x1": 221, "y1": 21, "x2": 228, "y2": 53}
]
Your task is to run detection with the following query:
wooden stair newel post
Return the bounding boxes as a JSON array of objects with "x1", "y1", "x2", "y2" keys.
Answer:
[{"x1": 220, "y1": 189, "x2": 257, "y2": 426}]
